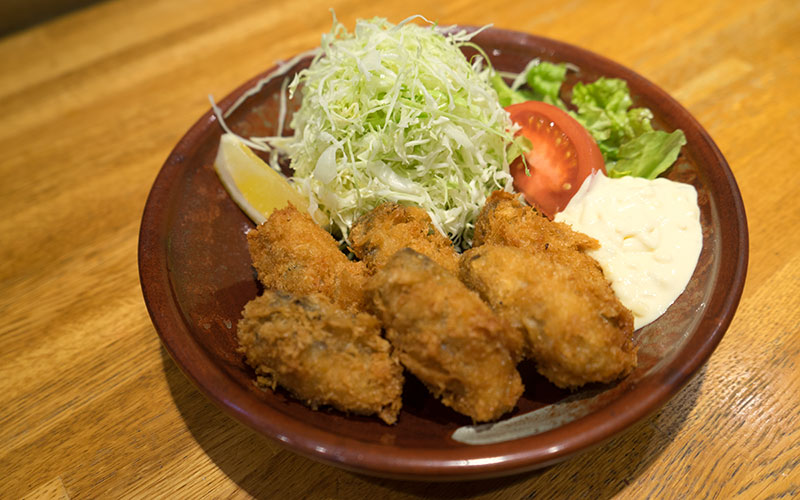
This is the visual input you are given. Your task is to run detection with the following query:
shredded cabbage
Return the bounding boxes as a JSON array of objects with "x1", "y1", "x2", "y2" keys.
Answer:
[{"x1": 261, "y1": 16, "x2": 517, "y2": 247}]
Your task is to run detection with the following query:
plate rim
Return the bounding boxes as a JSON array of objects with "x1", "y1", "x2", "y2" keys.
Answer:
[{"x1": 138, "y1": 25, "x2": 748, "y2": 481}]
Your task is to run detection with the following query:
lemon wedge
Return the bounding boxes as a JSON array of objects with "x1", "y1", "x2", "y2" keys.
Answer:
[{"x1": 213, "y1": 133, "x2": 328, "y2": 226}]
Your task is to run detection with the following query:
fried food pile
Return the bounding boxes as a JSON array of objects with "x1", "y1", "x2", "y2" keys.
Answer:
[{"x1": 236, "y1": 193, "x2": 637, "y2": 425}]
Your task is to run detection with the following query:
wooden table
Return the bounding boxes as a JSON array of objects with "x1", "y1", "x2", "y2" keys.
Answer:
[{"x1": 2, "y1": 0, "x2": 798, "y2": 498}]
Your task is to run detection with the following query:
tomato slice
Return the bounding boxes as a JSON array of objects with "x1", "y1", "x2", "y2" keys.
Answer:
[{"x1": 506, "y1": 101, "x2": 605, "y2": 218}]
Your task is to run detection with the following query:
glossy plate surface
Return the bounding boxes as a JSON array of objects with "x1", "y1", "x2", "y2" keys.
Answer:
[{"x1": 138, "y1": 27, "x2": 748, "y2": 480}]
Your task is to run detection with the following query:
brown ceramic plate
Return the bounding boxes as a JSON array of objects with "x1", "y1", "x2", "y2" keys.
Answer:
[{"x1": 138, "y1": 26, "x2": 748, "y2": 481}]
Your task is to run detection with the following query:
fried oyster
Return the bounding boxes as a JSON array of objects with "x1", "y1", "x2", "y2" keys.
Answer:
[
  {"x1": 247, "y1": 205, "x2": 369, "y2": 310},
  {"x1": 459, "y1": 244, "x2": 637, "y2": 389},
  {"x1": 473, "y1": 190, "x2": 599, "y2": 256},
  {"x1": 366, "y1": 248, "x2": 523, "y2": 422},
  {"x1": 350, "y1": 202, "x2": 460, "y2": 274},
  {"x1": 237, "y1": 290, "x2": 404, "y2": 424}
]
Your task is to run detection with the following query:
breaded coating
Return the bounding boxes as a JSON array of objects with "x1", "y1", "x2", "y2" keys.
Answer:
[
  {"x1": 468, "y1": 189, "x2": 636, "y2": 387},
  {"x1": 237, "y1": 290, "x2": 404, "y2": 424},
  {"x1": 473, "y1": 190, "x2": 599, "y2": 255},
  {"x1": 366, "y1": 249, "x2": 523, "y2": 422},
  {"x1": 350, "y1": 202, "x2": 459, "y2": 274},
  {"x1": 459, "y1": 245, "x2": 637, "y2": 389},
  {"x1": 247, "y1": 205, "x2": 368, "y2": 310}
]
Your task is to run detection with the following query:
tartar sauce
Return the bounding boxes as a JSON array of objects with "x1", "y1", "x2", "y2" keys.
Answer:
[{"x1": 555, "y1": 172, "x2": 702, "y2": 329}]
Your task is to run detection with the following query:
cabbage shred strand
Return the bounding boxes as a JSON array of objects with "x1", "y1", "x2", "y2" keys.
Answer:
[{"x1": 232, "y1": 17, "x2": 519, "y2": 247}]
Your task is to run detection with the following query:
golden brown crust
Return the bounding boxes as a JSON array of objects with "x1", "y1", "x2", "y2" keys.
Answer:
[
  {"x1": 349, "y1": 202, "x2": 460, "y2": 274},
  {"x1": 237, "y1": 291, "x2": 404, "y2": 424},
  {"x1": 473, "y1": 190, "x2": 599, "y2": 255},
  {"x1": 366, "y1": 249, "x2": 523, "y2": 422},
  {"x1": 247, "y1": 205, "x2": 369, "y2": 311},
  {"x1": 459, "y1": 245, "x2": 636, "y2": 389}
]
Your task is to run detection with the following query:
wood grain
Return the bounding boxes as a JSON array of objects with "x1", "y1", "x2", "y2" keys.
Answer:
[{"x1": 2, "y1": 0, "x2": 798, "y2": 498}]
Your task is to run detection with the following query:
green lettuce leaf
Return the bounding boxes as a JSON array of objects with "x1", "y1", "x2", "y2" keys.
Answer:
[
  {"x1": 607, "y1": 129, "x2": 687, "y2": 179},
  {"x1": 490, "y1": 72, "x2": 532, "y2": 107},
  {"x1": 490, "y1": 67, "x2": 686, "y2": 179},
  {"x1": 491, "y1": 61, "x2": 567, "y2": 108},
  {"x1": 569, "y1": 78, "x2": 652, "y2": 161},
  {"x1": 525, "y1": 61, "x2": 568, "y2": 107}
]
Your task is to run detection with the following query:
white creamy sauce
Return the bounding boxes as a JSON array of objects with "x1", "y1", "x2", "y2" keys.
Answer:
[{"x1": 555, "y1": 172, "x2": 702, "y2": 330}]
